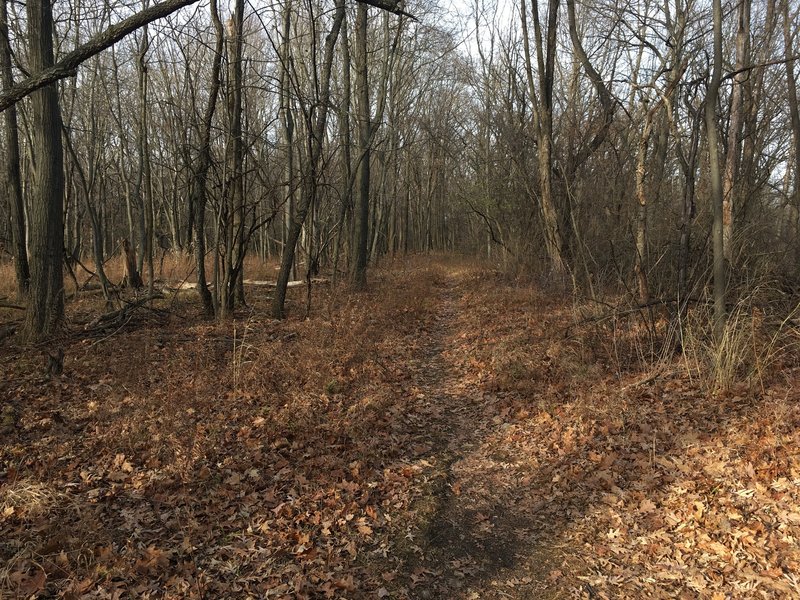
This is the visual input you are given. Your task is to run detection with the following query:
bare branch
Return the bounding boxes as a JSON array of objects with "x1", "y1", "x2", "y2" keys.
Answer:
[
  {"x1": 0, "y1": 0, "x2": 199, "y2": 112},
  {"x1": 355, "y1": 0, "x2": 418, "y2": 21}
]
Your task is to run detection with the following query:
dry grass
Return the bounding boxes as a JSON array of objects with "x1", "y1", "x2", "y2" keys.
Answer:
[
  {"x1": 677, "y1": 284, "x2": 800, "y2": 394},
  {"x1": 0, "y1": 260, "x2": 18, "y2": 301},
  {"x1": 0, "y1": 479, "x2": 71, "y2": 521}
]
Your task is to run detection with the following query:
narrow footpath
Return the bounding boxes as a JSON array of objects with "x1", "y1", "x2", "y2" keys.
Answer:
[{"x1": 384, "y1": 271, "x2": 561, "y2": 599}]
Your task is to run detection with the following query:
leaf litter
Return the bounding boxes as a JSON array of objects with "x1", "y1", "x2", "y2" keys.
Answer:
[{"x1": 1, "y1": 258, "x2": 800, "y2": 599}]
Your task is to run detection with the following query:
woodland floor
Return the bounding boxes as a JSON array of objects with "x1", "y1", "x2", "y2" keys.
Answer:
[{"x1": 2, "y1": 257, "x2": 800, "y2": 599}]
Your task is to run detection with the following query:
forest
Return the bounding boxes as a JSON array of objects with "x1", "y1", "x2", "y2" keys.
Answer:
[{"x1": 2, "y1": 0, "x2": 800, "y2": 597}]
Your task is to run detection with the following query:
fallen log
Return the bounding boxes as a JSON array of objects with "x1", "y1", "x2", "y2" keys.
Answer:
[
  {"x1": 165, "y1": 278, "x2": 328, "y2": 292},
  {"x1": 242, "y1": 278, "x2": 329, "y2": 288}
]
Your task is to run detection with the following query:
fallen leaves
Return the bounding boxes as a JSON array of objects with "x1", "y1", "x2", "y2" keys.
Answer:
[{"x1": 2, "y1": 260, "x2": 800, "y2": 599}]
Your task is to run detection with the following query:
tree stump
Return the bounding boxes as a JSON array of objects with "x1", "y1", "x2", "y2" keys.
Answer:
[{"x1": 121, "y1": 238, "x2": 143, "y2": 289}]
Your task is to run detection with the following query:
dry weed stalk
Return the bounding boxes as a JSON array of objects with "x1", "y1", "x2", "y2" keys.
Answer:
[{"x1": 680, "y1": 282, "x2": 800, "y2": 393}]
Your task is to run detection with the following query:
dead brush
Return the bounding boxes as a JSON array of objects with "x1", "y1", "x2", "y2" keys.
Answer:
[
  {"x1": 0, "y1": 479, "x2": 97, "y2": 594},
  {"x1": 0, "y1": 479, "x2": 75, "y2": 585},
  {"x1": 231, "y1": 310, "x2": 257, "y2": 399},
  {"x1": 565, "y1": 294, "x2": 672, "y2": 385},
  {"x1": 0, "y1": 260, "x2": 17, "y2": 300},
  {"x1": 0, "y1": 478, "x2": 74, "y2": 521},
  {"x1": 679, "y1": 282, "x2": 800, "y2": 393}
]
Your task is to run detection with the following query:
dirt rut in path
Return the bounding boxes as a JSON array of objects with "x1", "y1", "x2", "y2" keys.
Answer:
[{"x1": 387, "y1": 271, "x2": 561, "y2": 599}]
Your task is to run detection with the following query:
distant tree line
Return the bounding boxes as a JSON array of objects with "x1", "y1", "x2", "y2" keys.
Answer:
[{"x1": 1, "y1": 0, "x2": 799, "y2": 343}]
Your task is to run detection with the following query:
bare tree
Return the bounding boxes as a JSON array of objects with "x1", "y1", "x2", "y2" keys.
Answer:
[
  {"x1": 520, "y1": 0, "x2": 566, "y2": 274},
  {"x1": 707, "y1": 0, "x2": 726, "y2": 339},
  {"x1": 23, "y1": 0, "x2": 65, "y2": 341},
  {"x1": 352, "y1": 2, "x2": 371, "y2": 289},
  {"x1": 272, "y1": 0, "x2": 346, "y2": 318},
  {"x1": 784, "y1": 0, "x2": 800, "y2": 259},
  {"x1": 722, "y1": 0, "x2": 751, "y2": 263},
  {"x1": 0, "y1": 0, "x2": 200, "y2": 111},
  {"x1": 0, "y1": 0, "x2": 28, "y2": 298},
  {"x1": 190, "y1": 0, "x2": 224, "y2": 316}
]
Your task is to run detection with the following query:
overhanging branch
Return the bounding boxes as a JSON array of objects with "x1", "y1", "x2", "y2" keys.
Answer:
[
  {"x1": 355, "y1": 0, "x2": 418, "y2": 21},
  {"x1": 0, "y1": 0, "x2": 199, "y2": 112}
]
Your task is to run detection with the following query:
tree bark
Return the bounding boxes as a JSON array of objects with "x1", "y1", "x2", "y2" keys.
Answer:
[
  {"x1": 707, "y1": 0, "x2": 726, "y2": 341},
  {"x1": 784, "y1": 0, "x2": 800, "y2": 258},
  {"x1": 352, "y1": 3, "x2": 371, "y2": 289},
  {"x1": 356, "y1": 0, "x2": 416, "y2": 20},
  {"x1": 564, "y1": 0, "x2": 615, "y2": 175},
  {"x1": 332, "y1": 11, "x2": 352, "y2": 284},
  {"x1": 520, "y1": 0, "x2": 566, "y2": 274},
  {"x1": 190, "y1": 0, "x2": 224, "y2": 316},
  {"x1": 23, "y1": 0, "x2": 65, "y2": 342},
  {"x1": 635, "y1": 109, "x2": 656, "y2": 305},
  {"x1": 218, "y1": 1, "x2": 245, "y2": 319},
  {"x1": 136, "y1": 17, "x2": 155, "y2": 296},
  {"x1": 280, "y1": 0, "x2": 297, "y2": 282},
  {"x1": 0, "y1": 0, "x2": 29, "y2": 299},
  {"x1": 721, "y1": 0, "x2": 750, "y2": 264}
]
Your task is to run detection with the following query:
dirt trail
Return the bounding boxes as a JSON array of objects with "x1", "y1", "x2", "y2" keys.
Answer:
[{"x1": 388, "y1": 270, "x2": 559, "y2": 599}]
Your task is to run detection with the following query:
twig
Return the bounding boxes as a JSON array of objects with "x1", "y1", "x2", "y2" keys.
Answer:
[
  {"x1": 84, "y1": 293, "x2": 164, "y2": 331},
  {"x1": 86, "y1": 314, "x2": 134, "y2": 348},
  {"x1": 0, "y1": 299, "x2": 25, "y2": 310},
  {"x1": 561, "y1": 297, "x2": 703, "y2": 337}
]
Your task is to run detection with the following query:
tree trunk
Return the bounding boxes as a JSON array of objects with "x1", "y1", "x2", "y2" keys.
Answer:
[
  {"x1": 721, "y1": 0, "x2": 750, "y2": 264},
  {"x1": 520, "y1": 0, "x2": 566, "y2": 275},
  {"x1": 23, "y1": 0, "x2": 65, "y2": 342},
  {"x1": 190, "y1": 0, "x2": 223, "y2": 316},
  {"x1": 280, "y1": 0, "x2": 297, "y2": 283},
  {"x1": 352, "y1": 3, "x2": 371, "y2": 289},
  {"x1": 332, "y1": 11, "x2": 352, "y2": 284},
  {"x1": 271, "y1": 0, "x2": 346, "y2": 318},
  {"x1": 122, "y1": 238, "x2": 143, "y2": 289},
  {"x1": 707, "y1": 0, "x2": 726, "y2": 341},
  {"x1": 635, "y1": 110, "x2": 656, "y2": 305},
  {"x1": 784, "y1": 0, "x2": 800, "y2": 260},
  {"x1": 218, "y1": 0, "x2": 245, "y2": 319},
  {"x1": 134, "y1": 18, "x2": 152, "y2": 292},
  {"x1": 0, "y1": 0, "x2": 29, "y2": 299},
  {"x1": 140, "y1": 20, "x2": 155, "y2": 297}
]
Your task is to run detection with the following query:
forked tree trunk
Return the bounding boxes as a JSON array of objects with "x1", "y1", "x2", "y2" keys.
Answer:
[
  {"x1": 190, "y1": 0, "x2": 223, "y2": 316},
  {"x1": 520, "y1": 0, "x2": 566, "y2": 275}
]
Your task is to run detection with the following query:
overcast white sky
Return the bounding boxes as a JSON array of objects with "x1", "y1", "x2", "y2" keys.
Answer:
[{"x1": 435, "y1": 0, "x2": 516, "y2": 57}]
